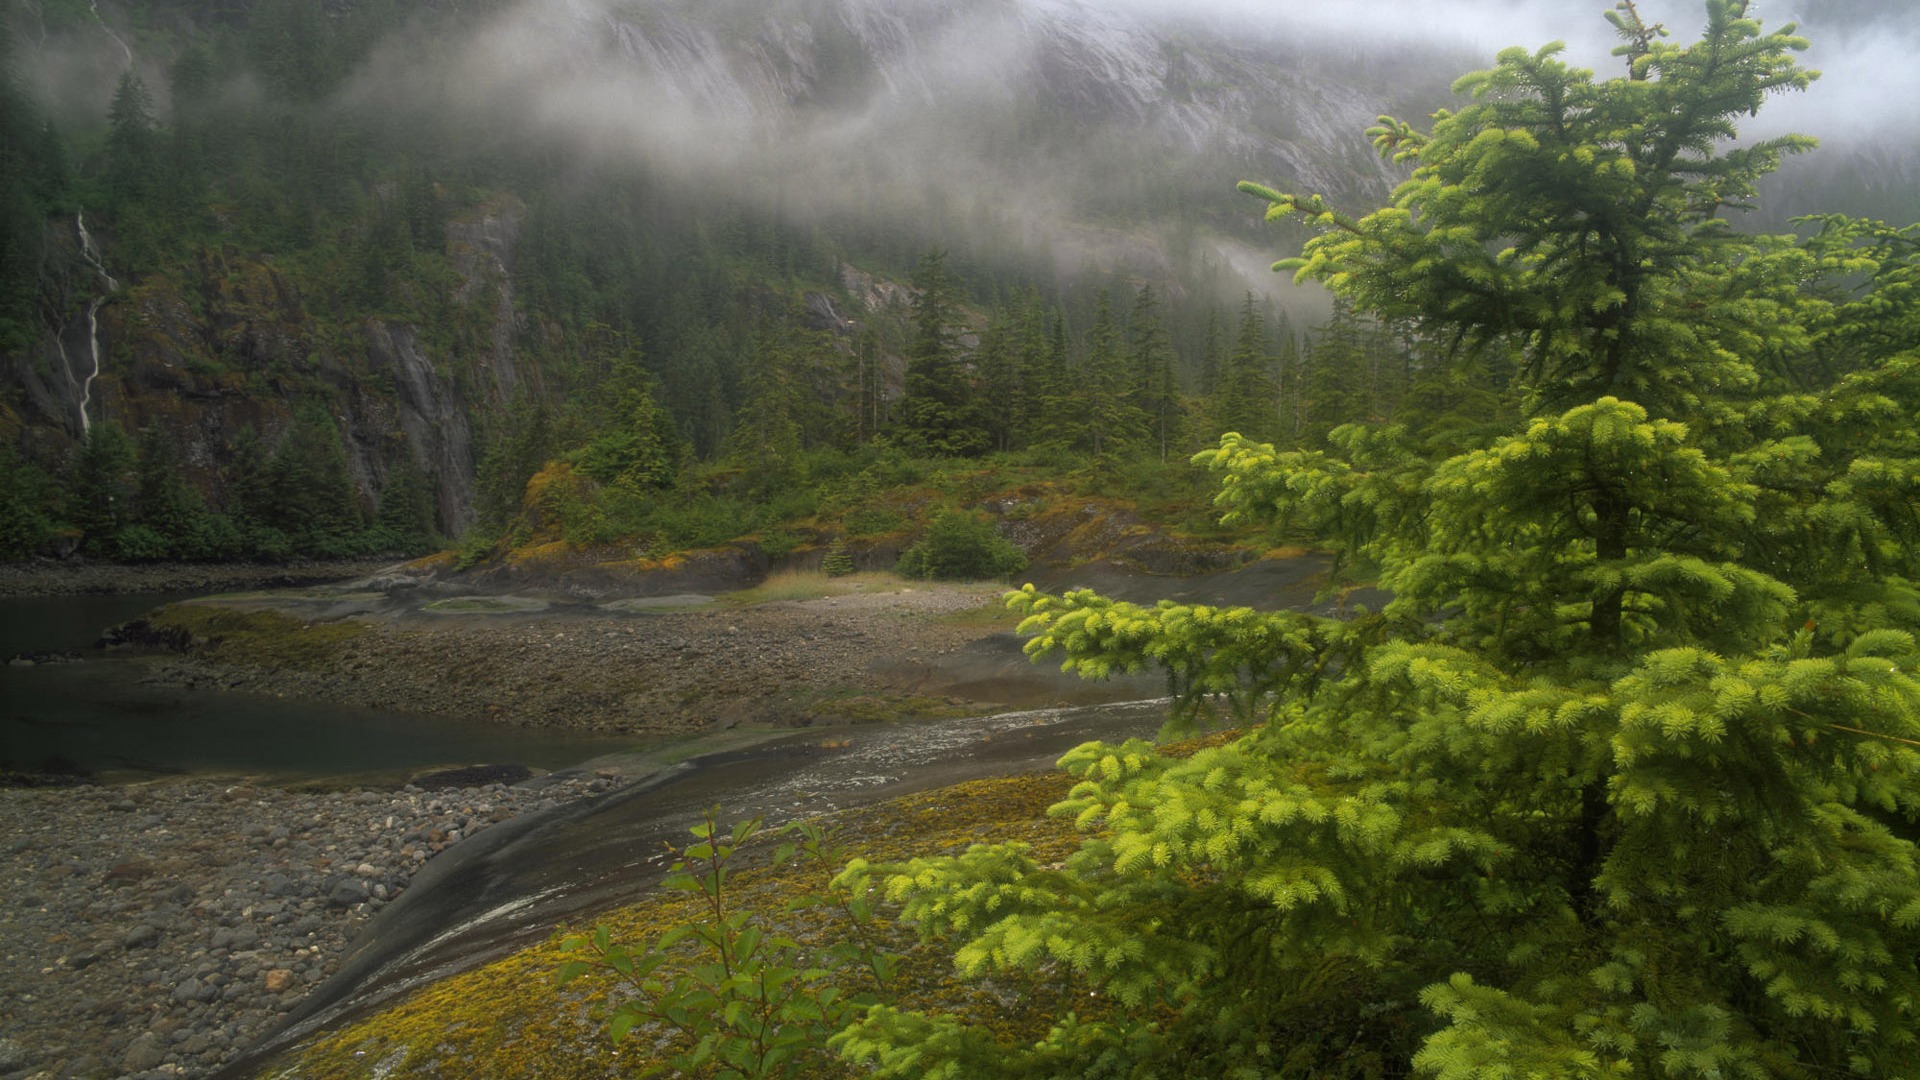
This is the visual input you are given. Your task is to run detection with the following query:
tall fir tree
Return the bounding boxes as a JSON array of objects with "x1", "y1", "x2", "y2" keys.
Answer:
[
  {"x1": 899, "y1": 248, "x2": 985, "y2": 456},
  {"x1": 65, "y1": 421, "x2": 136, "y2": 556},
  {"x1": 577, "y1": 346, "x2": 682, "y2": 493},
  {"x1": 261, "y1": 406, "x2": 363, "y2": 548},
  {"x1": 1209, "y1": 292, "x2": 1277, "y2": 442},
  {"x1": 134, "y1": 424, "x2": 204, "y2": 552},
  {"x1": 1076, "y1": 290, "x2": 1144, "y2": 461},
  {"x1": 1129, "y1": 283, "x2": 1183, "y2": 462},
  {"x1": 834, "y1": 5, "x2": 1920, "y2": 1077}
]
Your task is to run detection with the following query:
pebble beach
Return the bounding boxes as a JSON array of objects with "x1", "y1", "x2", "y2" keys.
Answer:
[{"x1": 0, "y1": 773, "x2": 630, "y2": 1079}]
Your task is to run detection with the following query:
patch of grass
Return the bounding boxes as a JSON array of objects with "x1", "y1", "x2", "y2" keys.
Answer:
[
  {"x1": 801, "y1": 692, "x2": 980, "y2": 725},
  {"x1": 936, "y1": 597, "x2": 1023, "y2": 629},
  {"x1": 149, "y1": 604, "x2": 367, "y2": 668},
  {"x1": 720, "y1": 569, "x2": 906, "y2": 605},
  {"x1": 420, "y1": 596, "x2": 551, "y2": 614}
]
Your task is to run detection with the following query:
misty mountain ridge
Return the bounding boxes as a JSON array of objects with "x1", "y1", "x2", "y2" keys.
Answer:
[
  {"x1": 335, "y1": 0, "x2": 1452, "y2": 286},
  {"x1": 2, "y1": 0, "x2": 1913, "y2": 552}
]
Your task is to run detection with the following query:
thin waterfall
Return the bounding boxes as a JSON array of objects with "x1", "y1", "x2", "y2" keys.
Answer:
[
  {"x1": 78, "y1": 299, "x2": 106, "y2": 436},
  {"x1": 74, "y1": 211, "x2": 117, "y2": 436},
  {"x1": 77, "y1": 211, "x2": 117, "y2": 291},
  {"x1": 89, "y1": 0, "x2": 133, "y2": 68}
]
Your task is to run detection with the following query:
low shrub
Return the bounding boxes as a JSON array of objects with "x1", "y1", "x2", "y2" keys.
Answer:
[{"x1": 894, "y1": 510, "x2": 1026, "y2": 581}]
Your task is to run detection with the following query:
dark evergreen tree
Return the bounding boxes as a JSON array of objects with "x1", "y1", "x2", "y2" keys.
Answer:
[
  {"x1": 1129, "y1": 284, "x2": 1182, "y2": 461},
  {"x1": 899, "y1": 249, "x2": 984, "y2": 456},
  {"x1": 1299, "y1": 298, "x2": 1398, "y2": 445},
  {"x1": 1209, "y1": 293, "x2": 1277, "y2": 441},
  {"x1": 374, "y1": 438, "x2": 436, "y2": 550},
  {"x1": 725, "y1": 324, "x2": 806, "y2": 485},
  {"x1": 1197, "y1": 306, "x2": 1223, "y2": 396},
  {"x1": 134, "y1": 424, "x2": 204, "y2": 553},
  {"x1": 1009, "y1": 289, "x2": 1060, "y2": 448},
  {"x1": 65, "y1": 422, "x2": 136, "y2": 555},
  {"x1": 104, "y1": 71, "x2": 156, "y2": 199},
  {"x1": 475, "y1": 398, "x2": 557, "y2": 527},
  {"x1": 576, "y1": 347, "x2": 682, "y2": 492},
  {"x1": 1076, "y1": 290, "x2": 1144, "y2": 460},
  {"x1": 0, "y1": 443, "x2": 54, "y2": 559},
  {"x1": 260, "y1": 407, "x2": 362, "y2": 549},
  {"x1": 0, "y1": 21, "x2": 66, "y2": 350},
  {"x1": 972, "y1": 318, "x2": 1021, "y2": 454}
]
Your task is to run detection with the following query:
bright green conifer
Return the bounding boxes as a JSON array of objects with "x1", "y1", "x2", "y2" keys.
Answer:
[{"x1": 835, "y1": 4, "x2": 1920, "y2": 1076}]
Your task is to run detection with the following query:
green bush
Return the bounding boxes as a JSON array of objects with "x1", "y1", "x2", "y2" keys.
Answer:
[
  {"x1": 821, "y1": 541, "x2": 856, "y2": 577},
  {"x1": 176, "y1": 513, "x2": 247, "y2": 561},
  {"x1": 112, "y1": 523, "x2": 172, "y2": 562},
  {"x1": 894, "y1": 510, "x2": 1026, "y2": 581}
]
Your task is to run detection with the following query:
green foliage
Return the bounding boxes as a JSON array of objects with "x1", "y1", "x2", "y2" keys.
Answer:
[
  {"x1": 110, "y1": 523, "x2": 171, "y2": 562},
  {"x1": 0, "y1": 443, "x2": 55, "y2": 559},
  {"x1": 894, "y1": 509, "x2": 1028, "y2": 581},
  {"x1": 841, "y1": 506, "x2": 906, "y2": 538},
  {"x1": 842, "y1": 5, "x2": 1920, "y2": 1078},
  {"x1": 899, "y1": 250, "x2": 988, "y2": 457},
  {"x1": 821, "y1": 539, "x2": 857, "y2": 577},
  {"x1": 65, "y1": 421, "x2": 136, "y2": 555},
  {"x1": 556, "y1": 813, "x2": 897, "y2": 1079},
  {"x1": 573, "y1": 348, "x2": 683, "y2": 492},
  {"x1": 1210, "y1": 293, "x2": 1278, "y2": 443}
]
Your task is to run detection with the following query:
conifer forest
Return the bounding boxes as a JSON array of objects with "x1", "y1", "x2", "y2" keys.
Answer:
[{"x1": 2, "y1": 0, "x2": 1919, "y2": 1077}]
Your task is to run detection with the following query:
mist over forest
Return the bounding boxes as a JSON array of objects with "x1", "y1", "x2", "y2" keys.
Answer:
[
  {"x1": 0, "y1": 0, "x2": 1915, "y2": 560},
  {"x1": 4, "y1": 6, "x2": 1920, "y2": 1077}
]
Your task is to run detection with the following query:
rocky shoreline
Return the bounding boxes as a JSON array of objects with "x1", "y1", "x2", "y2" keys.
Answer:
[
  {"x1": 0, "y1": 772, "x2": 633, "y2": 1080},
  {"x1": 0, "y1": 561, "x2": 399, "y2": 599}
]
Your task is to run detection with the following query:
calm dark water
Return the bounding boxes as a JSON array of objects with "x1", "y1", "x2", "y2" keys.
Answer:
[{"x1": 0, "y1": 594, "x2": 640, "y2": 780}]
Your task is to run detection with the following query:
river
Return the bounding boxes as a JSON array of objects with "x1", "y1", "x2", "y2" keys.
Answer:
[{"x1": 0, "y1": 594, "x2": 643, "y2": 781}]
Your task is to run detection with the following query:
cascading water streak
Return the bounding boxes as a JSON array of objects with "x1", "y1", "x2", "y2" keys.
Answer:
[
  {"x1": 88, "y1": 0, "x2": 133, "y2": 68},
  {"x1": 74, "y1": 211, "x2": 117, "y2": 436},
  {"x1": 76, "y1": 211, "x2": 117, "y2": 291},
  {"x1": 78, "y1": 299, "x2": 106, "y2": 436}
]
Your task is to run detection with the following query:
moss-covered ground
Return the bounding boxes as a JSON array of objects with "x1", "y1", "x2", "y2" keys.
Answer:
[
  {"x1": 262, "y1": 770, "x2": 1097, "y2": 1079},
  {"x1": 149, "y1": 604, "x2": 369, "y2": 669},
  {"x1": 255, "y1": 725, "x2": 1222, "y2": 1080}
]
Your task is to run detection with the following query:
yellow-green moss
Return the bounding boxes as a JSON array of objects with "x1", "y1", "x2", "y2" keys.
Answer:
[
  {"x1": 263, "y1": 772, "x2": 1092, "y2": 1080},
  {"x1": 150, "y1": 605, "x2": 367, "y2": 669},
  {"x1": 405, "y1": 551, "x2": 458, "y2": 572},
  {"x1": 261, "y1": 727, "x2": 1254, "y2": 1079},
  {"x1": 596, "y1": 552, "x2": 689, "y2": 574},
  {"x1": 506, "y1": 539, "x2": 575, "y2": 566}
]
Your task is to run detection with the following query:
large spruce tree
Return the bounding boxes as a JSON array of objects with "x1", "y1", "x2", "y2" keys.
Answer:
[
  {"x1": 900, "y1": 248, "x2": 986, "y2": 456},
  {"x1": 835, "y1": 3, "x2": 1920, "y2": 1076}
]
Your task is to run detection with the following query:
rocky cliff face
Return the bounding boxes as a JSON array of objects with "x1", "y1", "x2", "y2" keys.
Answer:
[
  {"x1": 479, "y1": 0, "x2": 1412, "y2": 204},
  {"x1": 5, "y1": 199, "x2": 523, "y2": 536}
]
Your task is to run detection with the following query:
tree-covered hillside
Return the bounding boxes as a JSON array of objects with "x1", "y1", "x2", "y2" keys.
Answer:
[
  {"x1": 0, "y1": 0, "x2": 1462, "y2": 564},
  {"x1": 0, "y1": 0, "x2": 1912, "y2": 571}
]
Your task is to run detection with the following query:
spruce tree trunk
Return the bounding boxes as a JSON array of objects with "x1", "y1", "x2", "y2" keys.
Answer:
[
  {"x1": 1576, "y1": 491, "x2": 1629, "y2": 923},
  {"x1": 1590, "y1": 492, "x2": 1629, "y2": 651}
]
